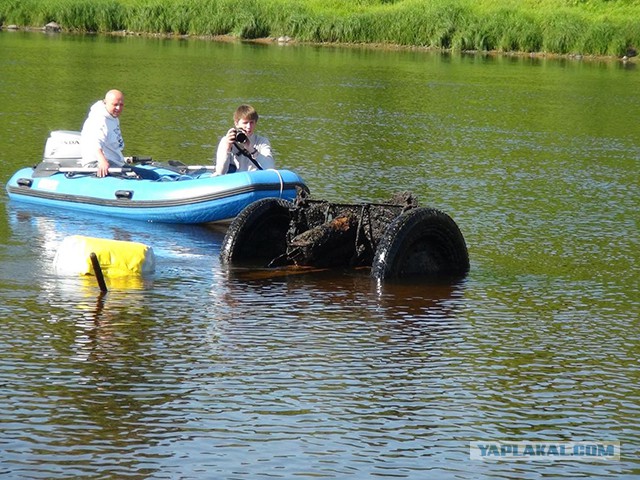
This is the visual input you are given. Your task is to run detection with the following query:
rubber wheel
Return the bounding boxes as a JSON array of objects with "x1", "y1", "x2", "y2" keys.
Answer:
[
  {"x1": 220, "y1": 198, "x2": 293, "y2": 265},
  {"x1": 371, "y1": 207, "x2": 469, "y2": 280}
]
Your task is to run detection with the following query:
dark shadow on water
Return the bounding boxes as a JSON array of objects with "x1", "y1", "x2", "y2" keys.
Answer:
[
  {"x1": 220, "y1": 262, "x2": 469, "y2": 323},
  {"x1": 208, "y1": 264, "x2": 470, "y2": 370}
]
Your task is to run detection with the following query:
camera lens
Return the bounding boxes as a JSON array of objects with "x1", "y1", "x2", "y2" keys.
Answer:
[{"x1": 235, "y1": 130, "x2": 248, "y2": 143}]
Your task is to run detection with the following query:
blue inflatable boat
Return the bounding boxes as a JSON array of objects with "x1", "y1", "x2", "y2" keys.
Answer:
[{"x1": 5, "y1": 131, "x2": 308, "y2": 224}]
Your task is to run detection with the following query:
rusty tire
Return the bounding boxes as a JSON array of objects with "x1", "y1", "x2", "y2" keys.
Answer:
[
  {"x1": 371, "y1": 207, "x2": 469, "y2": 281},
  {"x1": 220, "y1": 198, "x2": 293, "y2": 265}
]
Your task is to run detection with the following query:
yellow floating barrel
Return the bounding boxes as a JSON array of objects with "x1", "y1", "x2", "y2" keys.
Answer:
[{"x1": 54, "y1": 235, "x2": 155, "y2": 277}]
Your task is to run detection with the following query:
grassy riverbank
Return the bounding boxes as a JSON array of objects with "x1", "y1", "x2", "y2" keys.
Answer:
[{"x1": 1, "y1": 0, "x2": 639, "y2": 57}]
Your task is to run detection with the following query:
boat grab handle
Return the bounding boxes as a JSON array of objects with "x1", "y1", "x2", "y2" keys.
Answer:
[{"x1": 115, "y1": 190, "x2": 133, "y2": 199}]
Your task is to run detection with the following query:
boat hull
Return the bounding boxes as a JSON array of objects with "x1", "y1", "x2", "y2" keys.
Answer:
[{"x1": 6, "y1": 166, "x2": 307, "y2": 224}]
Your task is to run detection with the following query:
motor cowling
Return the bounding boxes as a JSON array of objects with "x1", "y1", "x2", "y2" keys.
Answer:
[{"x1": 43, "y1": 130, "x2": 82, "y2": 166}]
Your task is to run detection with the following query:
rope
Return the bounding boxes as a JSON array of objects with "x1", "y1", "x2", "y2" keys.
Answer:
[{"x1": 268, "y1": 169, "x2": 285, "y2": 197}]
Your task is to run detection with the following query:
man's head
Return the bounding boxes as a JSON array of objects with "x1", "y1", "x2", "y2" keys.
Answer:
[{"x1": 104, "y1": 89, "x2": 125, "y2": 118}]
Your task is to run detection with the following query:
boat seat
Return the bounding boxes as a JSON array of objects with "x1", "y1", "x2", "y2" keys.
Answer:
[{"x1": 130, "y1": 166, "x2": 162, "y2": 180}]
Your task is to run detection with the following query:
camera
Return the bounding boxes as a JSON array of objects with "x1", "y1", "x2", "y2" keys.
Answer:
[{"x1": 234, "y1": 128, "x2": 248, "y2": 144}]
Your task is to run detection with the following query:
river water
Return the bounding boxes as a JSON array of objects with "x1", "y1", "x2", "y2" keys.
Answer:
[{"x1": 0, "y1": 31, "x2": 638, "y2": 479}]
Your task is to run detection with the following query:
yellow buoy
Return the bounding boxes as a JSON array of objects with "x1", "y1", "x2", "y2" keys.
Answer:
[{"x1": 54, "y1": 235, "x2": 155, "y2": 277}]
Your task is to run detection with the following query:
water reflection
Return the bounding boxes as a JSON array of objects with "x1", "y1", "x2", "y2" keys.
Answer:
[
  {"x1": 1, "y1": 32, "x2": 639, "y2": 479},
  {"x1": 1, "y1": 211, "x2": 218, "y2": 478},
  {"x1": 6, "y1": 202, "x2": 225, "y2": 266},
  {"x1": 195, "y1": 266, "x2": 475, "y2": 478},
  {"x1": 208, "y1": 264, "x2": 469, "y2": 366},
  {"x1": 26, "y1": 290, "x2": 188, "y2": 479}
]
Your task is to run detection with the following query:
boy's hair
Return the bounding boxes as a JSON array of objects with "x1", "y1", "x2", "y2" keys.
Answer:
[{"x1": 234, "y1": 104, "x2": 259, "y2": 123}]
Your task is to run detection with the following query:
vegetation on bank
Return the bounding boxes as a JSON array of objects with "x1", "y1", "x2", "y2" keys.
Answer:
[{"x1": 1, "y1": 0, "x2": 639, "y2": 57}]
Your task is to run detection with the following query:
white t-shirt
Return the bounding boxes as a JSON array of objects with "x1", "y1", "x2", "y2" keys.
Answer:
[
  {"x1": 80, "y1": 100, "x2": 125, "y2": 167},
  {"x1": 215, "y1": 133, "x2": 275, "y2": 175}
]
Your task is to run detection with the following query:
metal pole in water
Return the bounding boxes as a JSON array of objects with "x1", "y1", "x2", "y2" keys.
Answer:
[{"x1": 89, "y1": 252, "x2": 108, "y2": 293}]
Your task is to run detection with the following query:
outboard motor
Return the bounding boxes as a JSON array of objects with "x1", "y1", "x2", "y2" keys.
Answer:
[{"x1": 42, "y1": 130, "x2": 83, "y2": 167}]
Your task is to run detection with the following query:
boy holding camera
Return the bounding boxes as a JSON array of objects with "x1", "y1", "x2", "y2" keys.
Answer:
[{"x1": 215, "y1": 104, "x2": 275, "y2": 175}]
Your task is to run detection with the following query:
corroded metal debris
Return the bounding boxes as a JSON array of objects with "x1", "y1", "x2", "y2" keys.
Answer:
[
  {"x1": 220, "y1": 188, "x2": 469, "y2": 281},
  {"x1": 273, "y1": 190, "x2": 419, "y2": 268}
]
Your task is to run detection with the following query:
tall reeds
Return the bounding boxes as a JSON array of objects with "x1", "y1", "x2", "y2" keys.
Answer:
[{"x1": 0, "y1": 0, "x2": 638, "y2": 57}]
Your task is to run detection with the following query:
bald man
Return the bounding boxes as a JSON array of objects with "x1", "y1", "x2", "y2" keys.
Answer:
[{"x1": 80, "y1": 89, "x2": 126, "y2": 177}]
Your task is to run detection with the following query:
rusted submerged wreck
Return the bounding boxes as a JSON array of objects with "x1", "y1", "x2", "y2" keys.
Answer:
[{"x1": 220, "y1": 190, "x2": 469, "y2": 281}]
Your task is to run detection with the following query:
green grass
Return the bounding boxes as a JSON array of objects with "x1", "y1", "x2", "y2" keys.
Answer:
[{"x1": 1, "y1": 0, "x2": 639, "y2": 57}]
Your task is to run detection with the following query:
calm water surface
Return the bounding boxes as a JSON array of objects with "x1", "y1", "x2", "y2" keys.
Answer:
[{"x1": 0, "y1": 32, "x2": 638, "y2": 479}]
